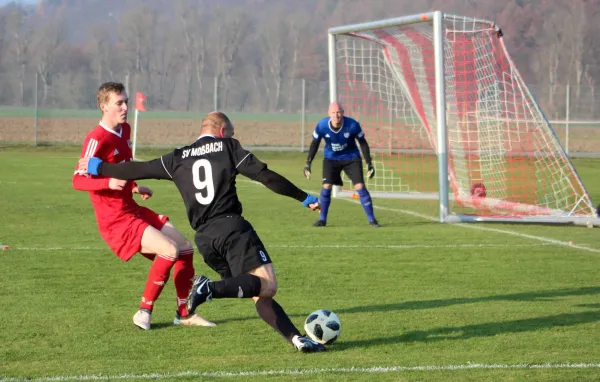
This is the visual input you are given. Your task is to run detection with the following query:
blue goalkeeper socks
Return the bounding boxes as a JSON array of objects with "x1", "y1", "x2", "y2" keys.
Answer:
[
  {"x1": 357, "y1": 188, "x2": 376, "y2": 222},
  {"x1": 319, "y1": 187, "x2": 332, "y2": 222}
]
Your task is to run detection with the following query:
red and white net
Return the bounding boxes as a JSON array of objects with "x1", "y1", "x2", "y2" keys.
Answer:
[{"x1": 335, "y1": 14, "x2": 595, "y2": 218}]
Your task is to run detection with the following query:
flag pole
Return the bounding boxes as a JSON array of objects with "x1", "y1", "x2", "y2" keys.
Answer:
[
  {"x1": 132, "y1": 109, "x2": 139, "y2": 159},
  {"x1": 132, "y1": 91, "x2": 146, "y2": 160}
]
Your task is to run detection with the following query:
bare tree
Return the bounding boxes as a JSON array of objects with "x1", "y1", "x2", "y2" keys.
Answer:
[
  {"x1": 533, "y1": 12, "x2": 565, "y2": 114},
  {"x1": 5, "y1": 6, "x2": 35, "y2": 106},
  {"x1": 117, "y1": 6, "x2": 159, "y2": 101},
  {"x1": 256, "y1": 8, "x2": 309, "y2": 112},
  {"x1": 31, "y1": 12, "x2": 68, "y2": 107},
  {"x1": 149, "y1": 27, "x2": 183, "y2": 109},
  {"x1": 86, "y1": 21, "x2": 122, "y2": 85},
  {"x1": 563, "y1": 0, "x2": 588, "y2": 112},
  {"x1": 286, "y1": 16, "x2": 308, "y2": 112},
  {"x1": 211, "y1": 6, "x2": 252, "y2": 109},
  {"x1": 584, "y1": 64, "x2": 596, "y2": 117},
  {"x1": 177, "y1": 0, "x2": 207, "y2": 111},
  {"x1": 259, "y1": 20, "x2": 286, "y2": 111},
  {"x1": 0, "y1": 10, "x2": 7, "y2": 68}
]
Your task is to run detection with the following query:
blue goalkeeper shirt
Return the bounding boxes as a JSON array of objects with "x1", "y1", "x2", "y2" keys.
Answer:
[{"x1": 312, "y1": 116, "x2": 365, "y2": 161}]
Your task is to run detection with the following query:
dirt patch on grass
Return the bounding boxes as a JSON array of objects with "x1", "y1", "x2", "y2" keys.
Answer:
[
  {"x1": 0, "y1": 117, "x2": 313, "y2": 147},
  {"x1": 1, "y1": 117, "x2": 600, "y2": 153}
]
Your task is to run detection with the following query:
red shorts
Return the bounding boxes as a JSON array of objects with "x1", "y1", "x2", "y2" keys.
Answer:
[{"x1": 100, "y1": 206, "x2": 169, "y2": 262}]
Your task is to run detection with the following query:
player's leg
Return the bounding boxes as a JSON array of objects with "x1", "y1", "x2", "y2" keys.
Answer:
[
  {"x1": 101, "y1": 214, "x2": 179, "y2": 330},
  {"x1": 133, "y1": 207, "x2": 212, "y2": 326},
  {"x1": 248, "y1": 258, "x2": 324, "y2": 351},
  {"x1": 188, "y1": 217, "x2": 264, "y2": 311},
  {"x1": 159, "y1": 222, "x2": 214, "y2": 326},
  {"x1": 315, "y1": 159, "x2": 342, "y2": 227},
  {"x1": 159, "y1": 222, "x2": 195, "y2": 317},
  {"x1": 248, "y1": 264, "x2": 299, "y2": 341},
  {"x1": 133, "y1": 224, "x2": 179, "y2": 329},
  {"x1": 187, "y1": 217, "x2": 324, "y2": 352},
  {"x1": 344, "y1": 159, "x2": 379, "y2": 227}
]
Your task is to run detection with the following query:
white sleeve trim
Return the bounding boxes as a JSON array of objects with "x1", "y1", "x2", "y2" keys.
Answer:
[
  {"x1": 84, "y1": 139, "x2": 98, "y2": 158},
  {"x1": 236, "y1": 153, "x2": 251, "y2": 168},
  {"x1": 160, "y1": 156, "x2": 173, "y2": 178}
]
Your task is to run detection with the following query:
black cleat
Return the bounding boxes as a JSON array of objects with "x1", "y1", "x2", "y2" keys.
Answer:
[
  {"x1": 369, "y1": 219, "x2": 381, "y2": 228},
  {"x1": 186, "y1": 275, "x2": 213, "y2": 314},
  {"x1": 292, "y1": 335, "x2": 326, "y2": 353},
  {"x1": 313, "y1": 220, "x2": 327, "y2": 227}
]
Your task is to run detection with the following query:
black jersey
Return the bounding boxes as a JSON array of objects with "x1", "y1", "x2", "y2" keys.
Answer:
[
  {"x1": 95, "y1": 135, "x2": 310, "y2": 231},
  {"x1": 160, "y1": 136, "x2": 266, "y2": 229}
]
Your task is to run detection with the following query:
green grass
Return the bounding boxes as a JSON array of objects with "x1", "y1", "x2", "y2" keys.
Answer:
[{"x1": 1, "y1": 146, "x2": 600, "y2": 381}]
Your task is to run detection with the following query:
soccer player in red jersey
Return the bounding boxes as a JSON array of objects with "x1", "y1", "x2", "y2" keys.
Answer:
[{"x1": 72, "y1": 82, "x2": 215, "y2": 330}]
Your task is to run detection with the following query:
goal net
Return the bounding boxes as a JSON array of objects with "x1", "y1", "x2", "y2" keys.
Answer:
[{"x1": 328, "y1": 12, "x2": 599, "y2": 226}]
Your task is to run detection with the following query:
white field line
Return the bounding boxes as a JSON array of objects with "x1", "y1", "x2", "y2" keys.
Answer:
[
  {"x1": 4, "y1": 180, "x2": 591, "y2": 253},
  {"x1": 5, "y1": 243, "x2": 554, "y2": 251},
  {"x1": 1, "y1": 362, "x2": 599, "y2": 381},
  {"x1": 343, "y1": 198, "x2": 600, "y2": 254},
  {"x1": 236, "y1": 179, "x2": 600, "y2": 254}
]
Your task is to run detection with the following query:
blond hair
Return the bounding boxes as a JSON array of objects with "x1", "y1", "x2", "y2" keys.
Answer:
[{"x1": 97, "y1": 82, "x2": 125, "y2": 109}]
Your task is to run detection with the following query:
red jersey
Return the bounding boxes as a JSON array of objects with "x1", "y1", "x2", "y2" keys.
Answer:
[{"x1": 73, "y1": 122, "x2": 139, "y2": 232}]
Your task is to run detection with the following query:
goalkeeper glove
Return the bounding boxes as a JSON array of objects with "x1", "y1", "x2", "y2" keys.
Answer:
[
  {"x1": 366, "y1": 163, "x2": 375, "y2": 179},
  {"x1": 303, "y1": 163, "x2": 311, "y2": 179},
  {"x1": 301, "y1": 194, "x2": 319, "y2": 208},
  {"x1": 87, "y1": 157, "x2": 103, "y2": 176}
]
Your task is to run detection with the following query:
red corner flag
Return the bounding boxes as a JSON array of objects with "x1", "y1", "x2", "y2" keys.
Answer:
[{"x1": 135, "y1": 92, "x2": 146, "y2": 112}]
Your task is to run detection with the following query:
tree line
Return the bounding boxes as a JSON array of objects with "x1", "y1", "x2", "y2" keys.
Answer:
[{"x1": 0, "y1": 0, "x2": 599, "y2": 117}]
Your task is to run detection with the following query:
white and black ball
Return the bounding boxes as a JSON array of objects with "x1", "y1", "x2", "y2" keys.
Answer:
[{"x1": 304, "y1": 309, "x2": 341, "y2": 345}]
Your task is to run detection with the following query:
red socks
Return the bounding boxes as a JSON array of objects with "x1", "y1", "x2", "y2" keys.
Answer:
[
  {"x1": 139, "y1": 255, "x2": 175, "y2": 311},
  {"x1": 173, "y1": 249, "x2": 195, "y2": 316}
]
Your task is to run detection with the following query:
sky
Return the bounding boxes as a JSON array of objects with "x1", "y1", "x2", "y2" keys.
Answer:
[{"x1": 0, "y1": 0, "x2": 35, "y2": 5}]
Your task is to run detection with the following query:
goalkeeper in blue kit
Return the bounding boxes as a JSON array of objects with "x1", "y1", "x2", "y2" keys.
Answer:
[{"x1": 304, "y1": 102, "x2": 379, "y2": 227}]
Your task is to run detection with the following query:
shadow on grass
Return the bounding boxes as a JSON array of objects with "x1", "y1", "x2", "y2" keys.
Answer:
[
  {"x1": 203, "y1": 286, "x2": 600, "y2": 326},
  {"x1": 334, "y1": 286, "x2": 600, "y2": 314},
  {"x1": 334, "y1": 309, "x2": 600, "y2": 349},
  {"x1": 576, "y1": 303, "x2": 600, "y2": 309}
]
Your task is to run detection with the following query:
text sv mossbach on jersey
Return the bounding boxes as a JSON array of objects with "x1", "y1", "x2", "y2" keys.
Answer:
[{"x1": 181, "y1": 141, "x2": 224, "y2": 158}]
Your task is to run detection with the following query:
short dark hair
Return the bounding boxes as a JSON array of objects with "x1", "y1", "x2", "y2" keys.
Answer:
[{"x1": 201, "y1": 111, "x2": 232, "y2": 129}]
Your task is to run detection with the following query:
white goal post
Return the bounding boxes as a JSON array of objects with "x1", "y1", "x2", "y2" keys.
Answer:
[{"x1": 328, "y1": 11, "x2": 600, "y2": 227}]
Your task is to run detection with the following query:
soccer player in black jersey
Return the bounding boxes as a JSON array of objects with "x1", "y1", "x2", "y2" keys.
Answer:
[{"x1": 77, "y1": 112, "x2": 326, "y2": 352}]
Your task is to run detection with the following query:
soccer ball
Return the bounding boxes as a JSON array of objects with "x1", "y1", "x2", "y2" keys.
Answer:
[
  {"x1": 470, "y1": 182, "x2": 487, "y2": 197},
  {"x1": 304, "y1": 309, "x2": 341, "y2": 345}
]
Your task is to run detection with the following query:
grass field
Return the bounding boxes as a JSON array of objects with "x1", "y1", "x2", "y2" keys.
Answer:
[{"x1": 1, "y1": 146, "x2": 600, "y2": 381}]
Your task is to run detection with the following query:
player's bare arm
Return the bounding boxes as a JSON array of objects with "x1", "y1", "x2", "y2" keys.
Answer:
[
  {"x1": 109, "y1": 178, "x2": 127, "y2": 190},
  {"x1": 72, "y1": 171, "x2": 126, "y2": 192},
  {"x1": 132, "y1": 185, "x2": 153, "y2": 200}
]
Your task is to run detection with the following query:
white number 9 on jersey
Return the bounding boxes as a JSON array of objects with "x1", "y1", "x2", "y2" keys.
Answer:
[{"x1": 192, "y1": 159, "x2": 215, "y2": 205}]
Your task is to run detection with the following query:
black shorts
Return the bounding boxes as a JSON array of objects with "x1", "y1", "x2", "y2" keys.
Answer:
[
  {"x1": 322, "y1": 158, "x2": 364, "y2": 186},
  {"x1": 194, "y1": 215, "x2": 272, "y2": 279}
]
